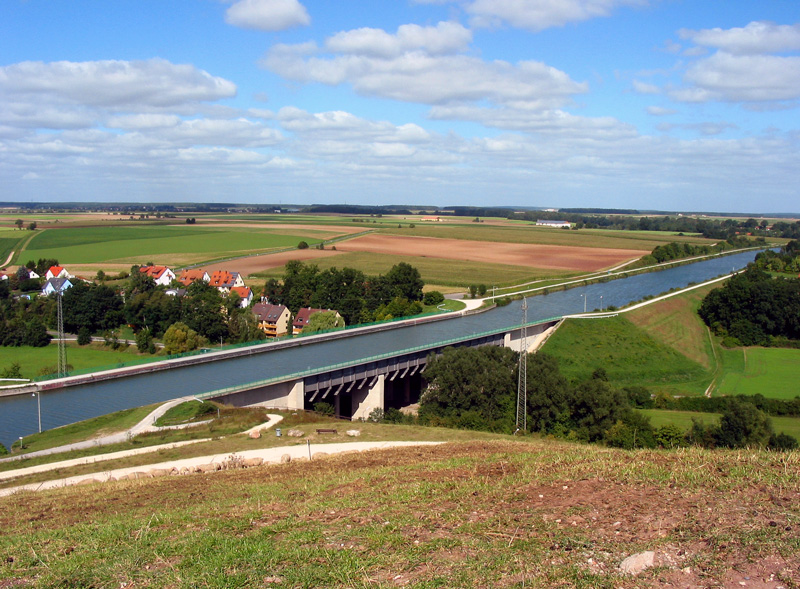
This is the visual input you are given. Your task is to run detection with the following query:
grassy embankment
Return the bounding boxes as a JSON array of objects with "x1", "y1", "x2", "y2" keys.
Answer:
[
  {"x1": 0, "y1": 435, "x2": 798, "y2": 587},
  {"x1": 542, "y1": 282, "x2": 800, "y2": 433}
]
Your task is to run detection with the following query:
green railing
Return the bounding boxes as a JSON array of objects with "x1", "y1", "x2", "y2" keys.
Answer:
[{"x1": 193, "y1": 316, "x2": 562, "y2": 400}]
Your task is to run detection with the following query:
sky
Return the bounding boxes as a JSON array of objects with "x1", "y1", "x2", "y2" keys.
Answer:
[{"x1": 1, "y1": 0, "x2": 799, "y2": 213}]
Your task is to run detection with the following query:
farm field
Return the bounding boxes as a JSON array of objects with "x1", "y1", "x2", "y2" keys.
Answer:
[
  {"x1": 252, "y1": 250, "x2": 570, "y2": 289},
  {"x1": 334, "y1": 234, "x2": 641, "y2": 273},
  {"x1": 20, "y1": 225, "x2": 329, "y2": 271},
  {"x1": 715, "y1": 347, "x2": 800, "y2": 399},
  {"x1": 641, "y1": 409, "x2": 800, "y2": 440},
  {"x1": 380, "y1": 223, "x2": 715, "y2": 250}
]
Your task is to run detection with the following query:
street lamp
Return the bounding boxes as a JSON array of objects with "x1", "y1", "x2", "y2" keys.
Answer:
[
  {"x1": 580, "y1": 293, "x2": 588, "y2": 313},
  {"x1": 600, "y1": 295, "x2": 603, "y2": 312},
  {"x1": 32, "y1": 392, "x2": 41, "y2": 433}
]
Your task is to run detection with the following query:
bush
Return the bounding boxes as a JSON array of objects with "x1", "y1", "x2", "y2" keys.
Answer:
[
  {"x1": 313, "y1": 401, "x2": 334, "y2": 416},
  {"x1": 297, "y1": 241, "x2": 309, "y2": 250},
  {"x1": 77, "y1": 327, "x2": 92, "y2": 346},
  {"x1": 768, "y1": 432, "x2": 798, "y2": 451},
  {"x1": 0, "y1": 442, "x2": 7, "y2": 456},
  {"x1": 368, "y1": 407, "x2": 384, "y2": 423},
  {"x1": 655, "y1": 424, "x2": 685, "y2": 448},
  {"x1": 423, "y1": 291, "x2": 445, "y2": 306}
]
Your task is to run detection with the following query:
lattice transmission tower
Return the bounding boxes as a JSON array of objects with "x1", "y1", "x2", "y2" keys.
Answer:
[
  {"x1": 515, "y1": 297, "x2": 528, "y2": 434},
  {"x1": 57, "y1": 290, "x2": 68, "y2": 377}
]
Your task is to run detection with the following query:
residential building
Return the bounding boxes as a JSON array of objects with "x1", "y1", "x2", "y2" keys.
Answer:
[
  {"x1": 45, "y1": 265, "x2": 70, "y2": 280},
  {"x1": 42, "y1": 277, "x2": 73, "y2": 296},
  {"x1": 208, "y1": 270, "x2": 245, "y2": 294},
  {"x1": 138, "y1": 265, "x2": 176, "y2": 287},
  {"x1": 292, "y1": 307, "x2": 343, "y2": 335},
  {"x1": 535, "y1": 220, "x2": 571, "y2": 228},
  {"x1": 252, "y1": 302, "x2": 291, "y2": 337},
  {"x1": 177, "y1": 269, "x2": 210, "y2": 287},
  {"x1": 229, "y1": 286, "x2": 253, "y2": 308}
]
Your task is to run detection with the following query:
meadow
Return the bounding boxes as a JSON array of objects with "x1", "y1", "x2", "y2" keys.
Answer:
[
  {"x1": 20, "y1": 225, "x2": 326, "y2": 268},
  {"x1": 542, "y1": 282, "x2": 800, "y2": 400},
  {"x1": 0, "y1": 436, "x2": 797, "y2": 587},
  {"x1": 0, "y1": 342, "x2": 155, "y2": 381},
  {"x1": 642, "y1": 409, "x2": 800, "y2": 440}
]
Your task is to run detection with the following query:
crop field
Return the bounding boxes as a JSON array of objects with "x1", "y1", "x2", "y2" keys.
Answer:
[
  {"x1": 20, "y1": 225, "x2": 328, "y2": 268},
  {"x1": 716, "y1": 347, "x2": 800, "y2": 399},
  {"x1": 252, "y1": 250, "x2": 572, "y2": 289},
  {"x1": 380, "y1": 223, "x2": 715, "y2": 250},
  {"x1": 334, "y1": 234, "x2": 641, "y2": 273}
]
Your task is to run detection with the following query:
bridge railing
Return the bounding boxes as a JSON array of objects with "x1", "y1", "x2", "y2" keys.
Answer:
[{"x1": 194, "y1": 316, "x2": 562, "y2": 400}]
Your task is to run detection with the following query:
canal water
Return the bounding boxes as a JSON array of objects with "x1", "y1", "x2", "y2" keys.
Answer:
[{"x1": 0, "y1": 250, "x2": 761, "y2": 448}]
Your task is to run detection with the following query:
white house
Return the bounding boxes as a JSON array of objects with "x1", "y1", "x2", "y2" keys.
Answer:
[
  {"x1": 42, "y1": 277, "x2": 73, "y2": 296},
  {"x1": 139, "y1": 265, "x2": 176, "y2": 287},
  {"x1": 45, "y1": 265, "x2": 70, "y2": 280},
  {"x1": 229, "y1": 286, "x2": 253, "y2": 308}
]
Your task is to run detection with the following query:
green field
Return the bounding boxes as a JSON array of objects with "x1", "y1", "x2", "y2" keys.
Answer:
[
  {"x1": 542, "y1": 283, "x2": 800, "y2": 400},
  {"x1": 0, "y1": 343, "x2": 154, "y2": 381},
  {"x1": 642, "y1": 409, "x2": 800, "y2": 440},
  {"x1": 21, "y1": 226, "x2": 326, "y2": 266},
  {"x1": 380, "y1": 223, "x2": 715, "y2": 250},
  {"x1": 716, "y1": 347, "x2": 800, "y2": 399}
]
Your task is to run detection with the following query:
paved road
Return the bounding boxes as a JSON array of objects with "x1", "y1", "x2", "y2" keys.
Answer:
[
  {"x1": 0, "y1": 396, "x2": 203, "y2": 463},
  {"x1": 0, "y1": 440, "x2": 442, "y2": 497}
]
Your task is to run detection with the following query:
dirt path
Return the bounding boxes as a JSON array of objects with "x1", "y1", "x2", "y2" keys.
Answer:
[{"x1": 0, "y1": 250, "x2": 14, "y2": 268}]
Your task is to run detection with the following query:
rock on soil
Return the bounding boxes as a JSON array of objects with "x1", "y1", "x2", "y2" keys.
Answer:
[{"x1": 619, "y1": 551, "x2": 655, "y2": 575}]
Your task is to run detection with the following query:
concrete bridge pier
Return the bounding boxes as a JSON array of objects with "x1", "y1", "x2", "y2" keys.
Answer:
[
  {"x1": 351, "y1": 374, "x2": 384, "y2": 421},
  {"x1": 213, "y1": 379, "x2": 304, "y2": 410}
]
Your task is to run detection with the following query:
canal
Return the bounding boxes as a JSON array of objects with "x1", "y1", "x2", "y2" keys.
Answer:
[{"x1": 0, "y1": 249, "x2": 761, "y2": 448}]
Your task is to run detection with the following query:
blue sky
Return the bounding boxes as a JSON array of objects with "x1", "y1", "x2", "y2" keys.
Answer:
[{"x1": 1, "y1": 0, "x2": 798, "y2": 212}]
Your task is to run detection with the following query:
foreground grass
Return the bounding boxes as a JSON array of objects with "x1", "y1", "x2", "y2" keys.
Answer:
[{"x1": 1, "y1": 438, "x2": 798, "y2": 587}]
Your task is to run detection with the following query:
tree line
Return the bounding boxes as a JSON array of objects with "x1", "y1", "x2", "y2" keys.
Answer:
[
  {"x1": 262, "y1": 260, "x2": 426, "y2": 326},
  {"x1": 699, "y1": 265, "x2": 800, "y2": 347},
  {"x1": 388, "y1": 346, "x2": 797, "y2": 451}
]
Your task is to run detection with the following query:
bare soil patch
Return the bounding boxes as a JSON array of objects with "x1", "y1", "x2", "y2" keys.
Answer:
[{"x1": 335, "y1": 234, "x2": 640, "y2": 272}]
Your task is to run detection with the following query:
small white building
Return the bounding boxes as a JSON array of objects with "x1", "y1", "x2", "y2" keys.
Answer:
[
  {"x1": 42, "y1": 277, "x2": 73, "y2": 296},
  {"x1": 139, "y1": 265, "x2": 176, "y2": 287},
  {"x1": 535, "y1": 220, "x2": 571, "y2": 228}
]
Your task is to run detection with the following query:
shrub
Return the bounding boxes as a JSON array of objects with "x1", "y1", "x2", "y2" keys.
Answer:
[
  {"x1": 0, "y1": 442, "x2": 7, "y2": 456},
  {"x1": 313, "y1": 401, "x2": 334, "y2": 416},
  {"x1": 423, "y1": 291, "x2": 445, "y2": 306},
  {"x1": 768, "y1": 432, "x2": 799, "y2": 451},
  {"x1": 297, "y1": 241, "x2": 309, "y2": 250},
  {"x1": 77, "y1": 327, "x2": 92, "y2": 346}
]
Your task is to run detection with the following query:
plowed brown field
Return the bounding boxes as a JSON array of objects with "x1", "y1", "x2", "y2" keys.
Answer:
[{"x1": 334, "y1": 234, "x2": 640, "y2": 272}]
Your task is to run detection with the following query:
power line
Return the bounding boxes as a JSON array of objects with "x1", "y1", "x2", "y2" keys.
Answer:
[{"x1": 515, "y1": 297, "x2": 527, "y2": 434}]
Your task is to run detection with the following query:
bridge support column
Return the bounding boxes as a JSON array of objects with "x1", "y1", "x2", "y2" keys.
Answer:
[{"x1": 351, "y1": 374, "x2": 384, "y2": 421}]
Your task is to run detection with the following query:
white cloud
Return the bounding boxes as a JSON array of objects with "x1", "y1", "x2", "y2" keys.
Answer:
[
  {"x1": 326, "y1": 22, "x2": 472, "y2": 58},
  {"x1": 464, "y1": 0, "x2": 647, "y2": 32},
  {"x1": 646, "y1": 106, "x2": 676, "y2": 116},
  {"x1": 632, "y1": 80, "x2": 661, "y2": 94},
  {"x1": 676, "y1": 52, "x2": 800, "y2": 103},
  {"x1": 679, "y1": 21, "x2": 800, "y2": 55},
  {"x1": 657, "y1": 122, "x2": 737, "y2": 136},
  {"x1": 225, "y1": 0, "x2": 310, "y2": 31},
  {"x1": 106, "y1": 114, "x2": 182, "y2": 130},
  {"x1": 0, "y1": 59, "x2": 236, "y2": 108},
  {"x1": 263, "y1": 34, "x2": 586, "y2": 108}
]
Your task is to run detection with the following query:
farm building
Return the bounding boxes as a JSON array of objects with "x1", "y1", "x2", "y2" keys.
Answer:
[{"x1": 535, "y1": 220, "x2": 571, "y2": 228}]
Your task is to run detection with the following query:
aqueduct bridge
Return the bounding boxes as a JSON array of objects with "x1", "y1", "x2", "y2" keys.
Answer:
[{"x1": 0, "y1": 248, "x2": 763, "y2": 447}]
